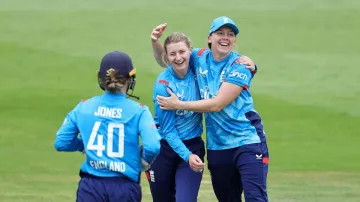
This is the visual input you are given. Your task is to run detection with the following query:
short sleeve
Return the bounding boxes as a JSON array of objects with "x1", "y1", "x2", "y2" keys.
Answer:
[{"x1": 225, "y1": 63, "x2": 252, "y2": 90}]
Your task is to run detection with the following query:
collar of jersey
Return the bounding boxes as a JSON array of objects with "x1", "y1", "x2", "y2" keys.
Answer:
[
  {"x1": 102, "y1": 91, "x2": 126, "y2": 99},
  {"x1": 210, "y1": 51, "x2": 233, "y2": 64},
  {"x1": 169, "y1": 65, "x2": 191, "y2": 80}
]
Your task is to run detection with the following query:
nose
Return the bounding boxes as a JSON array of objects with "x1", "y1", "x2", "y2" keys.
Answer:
[
  {"x1": 175, "y1": 53, "x2": 182, "y2": 60},
  {"x1": 222, "y1": 33, "x2": 230, "y2": 39}
]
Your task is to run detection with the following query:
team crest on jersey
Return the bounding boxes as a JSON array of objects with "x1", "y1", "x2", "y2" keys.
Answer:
[
  {"x1": 179, "y1": 81, "x2": 188, "y2": 86},
  {"x1": 199, "y1": 67, "x2": 208, "y2": 77},
  {"x1": 176, "y1": 90, "x2": 185, "y2": 99}
]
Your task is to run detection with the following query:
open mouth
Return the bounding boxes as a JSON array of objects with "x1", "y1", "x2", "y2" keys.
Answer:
[
  {"x1": 219, "y1": 42, "x2": 229, "y2": 47},
  {"x1": 174, "y1": 59, "x2": 185, "y2": 65}
]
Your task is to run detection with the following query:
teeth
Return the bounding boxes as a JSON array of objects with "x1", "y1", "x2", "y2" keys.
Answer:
[
  {"x1": 175, "y1": 60, "x2": 184, "y2": 65},
  {"x1": 220, "y1": 42, "x2": 229, "y2": 46}
]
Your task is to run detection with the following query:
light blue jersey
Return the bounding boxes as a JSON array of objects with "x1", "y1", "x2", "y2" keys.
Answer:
[
  {"x1": 190, "y1": 48, "x2": 266, "y2": 150},
  {"x1": 153, "y1": 66, "x2": 203, "y2": 161},
  {"x1": 54, "y1": 92, "x2": 161, "y2": 182}
]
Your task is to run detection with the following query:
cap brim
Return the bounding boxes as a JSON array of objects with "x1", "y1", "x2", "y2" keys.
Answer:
[{"x1": 211, "y1": 23, "x2": 239, "y2": 35}]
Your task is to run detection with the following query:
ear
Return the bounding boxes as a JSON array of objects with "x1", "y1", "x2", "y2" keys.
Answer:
[
  {"x1": 97, "y1": 75, "x2": 105, "y2": 91},
  {"x1": 207, "y1": 35, "x2": 212, "y2": 43}
]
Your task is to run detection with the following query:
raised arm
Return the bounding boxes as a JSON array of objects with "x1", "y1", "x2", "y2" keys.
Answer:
[{"x1": 151, "y1": 23, "x2": 169, "y2": 68}]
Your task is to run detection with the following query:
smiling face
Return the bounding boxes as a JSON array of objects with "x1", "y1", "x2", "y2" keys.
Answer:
[
  {"x1": 164, "y1": 32, "x2": 192, "y2": 77},
  {"x1": 166, "y1": 41, "x2": 192, "y2": 73},
  {"x1": 208, "y1": 26, "x2": 236, "y2": 59}
]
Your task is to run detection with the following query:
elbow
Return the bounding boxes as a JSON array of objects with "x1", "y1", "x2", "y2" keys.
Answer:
[
  {"x1": 159, "y1": 61, "x2": 168, "y2": 68},
  {"x1": 54, "y1": 140, "x2": 68, "y2": 152},
  {"x1": 152, "y1": 142, "x2": 161, "y2": 157},
  {"x1": 207, "y1": 98, "x2": 225, "y2": 112},
  {"x1": 146, "y1": 142, "x2": 161, "y2": 160},
  {"x1": 210, "y1": 104, "x2": 224, "y2": 112},
  {"x1": 54, "y1": 141, "x2": 64, "y2": 151},
  {"x1": 141, "y1": 133, "x2": 161, "y2": 162}
]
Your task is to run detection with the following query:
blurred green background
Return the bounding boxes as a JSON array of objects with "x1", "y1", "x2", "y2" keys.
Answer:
[{"x1": 0, "y1": 0, "x2": 359, "y2": 201}]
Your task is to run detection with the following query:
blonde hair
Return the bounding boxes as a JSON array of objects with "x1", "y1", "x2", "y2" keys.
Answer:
[
  {"x1": 162, "y1": 32, "x2": 192, "y2": 65},
  {"x1": 103, "y1": 69, "x2": 129, "y2": 93}
]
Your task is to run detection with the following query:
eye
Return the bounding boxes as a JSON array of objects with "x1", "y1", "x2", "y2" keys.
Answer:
[
  {"x1": 216, "y1": 32, "x2": 224, "y2": 36},
  {"x1": 229, "y1": 32, "x2": 235, "y2": 37}
]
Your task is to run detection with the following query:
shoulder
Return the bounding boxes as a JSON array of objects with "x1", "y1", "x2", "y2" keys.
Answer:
[
  {"x1": 192, "y1": 48, "x2": 210, "y2": 56},
  {"x1": 231, "y1": 57, "x2": 249, "y2": 71},
  {"x1": 154, "y1": 69, "x2": 174, "y2": 95},
  {"x1": 154, "y1": 79, "x2": 170, "y2": 96},
  {"x1": 155, "y1": 66, "x2": 171, "y2": 84},
  {"x1": 125, "y1": 99, "x2": 151, "y2": 114},
  {"x1": 75, "y1": 96, "x2": 99, "y2": 110}
]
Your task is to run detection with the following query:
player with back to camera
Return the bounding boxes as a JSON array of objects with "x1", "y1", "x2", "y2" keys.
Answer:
[
  {"x1": 151, "y1": 16, "x2": 269, "y2": 202},
  {"x1": 54, "y1": 51, "x2": 161, "y2": 202},
  {"x1": 145, "y1": 32, "x2": 205, "y2": 202}
]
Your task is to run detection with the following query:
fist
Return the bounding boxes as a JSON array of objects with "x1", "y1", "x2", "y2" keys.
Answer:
[{"x1": 151, "y1": 23, "x2": 167, "y2": 41}]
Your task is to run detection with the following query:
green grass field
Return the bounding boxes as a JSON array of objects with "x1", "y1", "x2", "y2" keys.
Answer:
[{"x1": 1, "y1": 0, "x2": 360, "y2": 201}]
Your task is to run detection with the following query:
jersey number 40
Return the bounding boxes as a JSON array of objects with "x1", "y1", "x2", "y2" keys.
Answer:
[{"x1": 87, "y1": 121, "x2": 124, "y2": 158}]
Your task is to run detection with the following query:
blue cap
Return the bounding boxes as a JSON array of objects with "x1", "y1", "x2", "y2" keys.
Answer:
[
  {"x1": 209, "y1": 16, "x2": 239, "y2": 36},
  {"x1": 98, "y1": 51, "x2": 136, "y2": 80}
]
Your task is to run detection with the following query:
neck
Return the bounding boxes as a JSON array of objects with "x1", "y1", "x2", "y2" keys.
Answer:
[
  {"x1": 106, "y1": 90, "x2": 126, "y2": 95},
  {"x1": 173, "y1": 67, "x2": 188, "y2": 78},
  {"x1": 120, "y1": 89, "x2": 127, "y2": 94},
  {"x1": 212, "y1": 50, "x2": 230, "y2": 62}
]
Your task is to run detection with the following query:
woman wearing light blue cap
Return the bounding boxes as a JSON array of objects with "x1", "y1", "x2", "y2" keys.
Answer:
[{"x1": 151, "y1": 16, "x2": 269, "y2": 202}]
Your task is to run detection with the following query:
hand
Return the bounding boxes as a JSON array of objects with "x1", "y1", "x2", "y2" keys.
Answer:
[
  {"x1": 139, "y1": 145, "x2": 150, "y2": 171},
  {"x1": 141, "y1": 158, "x2": 150, "y2": 172},
  {"x1": 156, "y1": 88, "x2": 180, "y2": 110},
  {"x1": 188, "y1": 154, "x2": 204, "y2": 172},
  {"x1": 151, "y1": 23, "x2": 167, "y2": 42},
  {"x1": 238, "y1": 55, "x2": 255, "y2": 72}
]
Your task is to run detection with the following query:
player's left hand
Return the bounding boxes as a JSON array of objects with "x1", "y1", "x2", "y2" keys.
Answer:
[
  {"x1": 140, "y1": 145, "x2": 151, "y2": 171},
  {"x1": 238, "y1": 55, "x2": 256, "y2": 72},
  {"x1": 141, "y1": 158, "x2": 150, "y2": 171},
  {"x1": 188, "y1": 154, "x2": 204, "y2": 173},
  {"x1": 156, "y1": 88, "x2": 180, "y2": 110}
]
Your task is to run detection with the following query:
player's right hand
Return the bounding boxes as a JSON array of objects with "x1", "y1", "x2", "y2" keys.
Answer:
[
  {"x1": 151, "y1": 23, "x2": 167, "y2": 42},
  {"x1": 188, "y1": 154, "x2": 204, "y2": 172}
]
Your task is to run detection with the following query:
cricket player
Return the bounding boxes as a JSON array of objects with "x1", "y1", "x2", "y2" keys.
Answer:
[
  {"x1": 54, "y1": 51, "x2": 161, "y2": 202},
  {"x1": 151, "y1": 16, "x2": 269, "y2": 202},
  {"x1": 145, "y1": 32, "x2": 205, "y2": 202}
]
